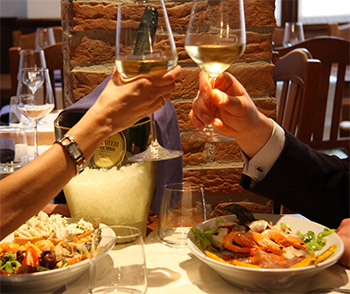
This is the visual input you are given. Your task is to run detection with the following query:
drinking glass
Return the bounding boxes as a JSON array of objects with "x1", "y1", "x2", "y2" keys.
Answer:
[
  {"x1": 158, "y1": 182, "x2": 207, "y2": 248},
  {"x1": 17, "y1": 49, "x2": 46, "y2": 77},
  {"x1": 282, "y1": 22, "x2": 305, "y2": 47},
  {"x1": 89, "y1": 225, "x2": 147, "y2": 294},
  {"x1": 183, "y1": 0, "x2": 246, "y2": 142},
  {"x1": 0, "y1": 126, "x2": 28, "y2": 179},
  {"x1": 35, "y1": 27, "x2": 56, "y2": 49},
  {"x1": 115, "y1": 0, "x2": 183, "y2": 161},
  {"x1": 17, "y1": 68, "x2": 55, "y2": 158}
]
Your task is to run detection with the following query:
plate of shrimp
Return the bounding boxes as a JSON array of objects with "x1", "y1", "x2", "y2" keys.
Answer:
[{"x1": 187, "y1": 212, "x2": 344, "y2": 293}]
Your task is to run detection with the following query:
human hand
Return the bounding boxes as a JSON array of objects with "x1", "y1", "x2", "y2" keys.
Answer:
[
  {"x1": 92, "y1": 65, "x2": 182, "y2": 134},
  {"x1": 189, "y1": 71, "x2": 274, "y2": 158},
  {"x1": 337, "y1": 218, "x2": 350, "y2": 268}
]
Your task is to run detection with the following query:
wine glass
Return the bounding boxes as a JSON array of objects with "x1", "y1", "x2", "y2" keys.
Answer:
[
  {"x1": 183, "y1": 0, "x2": 246, "y2": 142},
  {"x1": 17, "y1": 68, "x2": 55, "y2": 158},
  {"x1": 115, "y1": 0, "x2": 183, "y2": 162},
  {"x1": 282, "y1": 22, "x2": 305, "y2": 47},
  {"x1": 35, "y1": 27, "x2": 56, "y2": 50}
]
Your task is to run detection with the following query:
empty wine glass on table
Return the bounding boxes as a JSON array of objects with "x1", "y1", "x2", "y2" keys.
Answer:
[
  {"x1": 115, "y1": 0, "x2": 183, "y2": 161},
  {"x1": 17, "y1": 49, "x2": 47, "y2": 126},
  {"x1": 35, "y1": 27, "x2": 56, "y2": 50},
  {"x1": 282, "y1": 22, "x2": 305, "y2": 47},
  {"x1": 183, "y1": 0, "x2": 246, "y2": 142},
  {"x1": 17, "y1": 68, "x2": 55, "y2": 159}
]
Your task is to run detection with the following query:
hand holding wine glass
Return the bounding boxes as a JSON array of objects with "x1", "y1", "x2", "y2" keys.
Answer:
[
  {"x1": 17, "y1": 68, "x2": 55, "y2": 158},
  {"x1": 115, "y1": 0, "x2": 182, "y2": 162},
  {"x1": 184, "y1": 0, "x2": 246, "y2": 142}
]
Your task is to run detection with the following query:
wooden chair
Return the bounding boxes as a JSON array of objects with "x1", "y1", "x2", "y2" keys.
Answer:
[
  {"x1": 12, "y1": 27, "x2": 62, "y2": 49},
  {"x1": 329, "y1": 23, "x2": 350, "y2": 41},
  {"x1": 9, "y1": 43, "x2": 64, "y2": 109},
  {"x1": 275, "y1": 36, "x2": 350, "y2": 154},
  {"x1": 273, "y1": 48, "x2": 321, "y2": 144}
]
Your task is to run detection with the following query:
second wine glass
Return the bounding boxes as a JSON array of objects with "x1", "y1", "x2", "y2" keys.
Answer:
[
  {"x1": 115, "y1": 0, "x2": 183, "y2": 162},
  {"x1": 17, "y1": 68, "x2": 55, "y2": 159},
  {"x1": 184, "y1": 0, "x2": 246, "y2": 142}
]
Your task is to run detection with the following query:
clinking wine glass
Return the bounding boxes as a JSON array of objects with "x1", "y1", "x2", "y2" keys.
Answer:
[
  {"x1": 115, "y1": 0, "x2": 183, "y2": 162},
  {"x1": 183, "y1": 0, "x2": 246, "y2": 142},
  {"x1": 17, "y1": 68, "x2": 55, "y2": 158}
]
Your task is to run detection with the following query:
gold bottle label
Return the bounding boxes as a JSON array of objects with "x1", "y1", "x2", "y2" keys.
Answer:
[{"x1": 91, "y1": 132, "x2": 126, "y2": 169}]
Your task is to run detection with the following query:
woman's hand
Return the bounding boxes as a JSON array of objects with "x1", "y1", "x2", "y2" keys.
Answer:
[{"x1": 94, "y1": 65, "x2": 182, "y2": 134}]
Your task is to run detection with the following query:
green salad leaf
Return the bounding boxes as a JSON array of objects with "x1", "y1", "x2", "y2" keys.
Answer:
[
  {"x1": 297, "y1": 228, "x2": 336, "y2": 253},
  {"x1": 0, "y1": 253, "x2": 21, "y2": 274}
]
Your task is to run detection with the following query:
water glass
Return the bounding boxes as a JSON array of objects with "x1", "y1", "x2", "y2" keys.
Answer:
[
  {"x1": 0, "y1": 126, "x2": 28, "y2": 179},
  {"x1": 89, "y1": 225, "x2": 147, "y2": 294},
  {"x1": 158, "y1": 182, "x2": 207, "y2": 248},
  {"x1": 282, "y1": 22, "x2": 305, "y2": 47}
]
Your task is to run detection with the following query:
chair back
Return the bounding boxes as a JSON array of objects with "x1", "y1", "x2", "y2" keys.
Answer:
[
  {"x1": 275, "y1": 36, "x2": 350, "y2": 151},
  {"x1": 329, "y1": 23, "x2": 350, "y2": 41},
  {"x1": 9, "y1": 43, "x2": 64, "y2": 109},
  {"x1": 273, "y1": 49, "x2": 321, "y2": 144}
]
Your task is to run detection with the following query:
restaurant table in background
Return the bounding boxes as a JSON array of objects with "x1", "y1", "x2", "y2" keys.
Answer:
[{"x1": 61, "y1": 228, "x2": 350, "y2": 294}]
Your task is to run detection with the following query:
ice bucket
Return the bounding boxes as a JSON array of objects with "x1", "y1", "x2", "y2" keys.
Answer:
[{"x1": 54, "y1": 111, "x2": 156, "y2": 237}]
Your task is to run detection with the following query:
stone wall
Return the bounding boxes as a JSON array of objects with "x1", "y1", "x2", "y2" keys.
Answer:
[{"x1": 61, "y1": 0, "x2": 277, "y2": 213}]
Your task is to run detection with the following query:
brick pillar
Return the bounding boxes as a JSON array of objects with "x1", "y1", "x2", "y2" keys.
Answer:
[{"x1": 61, "y1": 0, "x2": 277, "y2": 213}]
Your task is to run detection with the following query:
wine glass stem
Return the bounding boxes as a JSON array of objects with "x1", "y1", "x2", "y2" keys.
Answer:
[
  {"x1": 204, "y1": 75, "x2": 217, "y2": 131},
  {"x1": 149, "y1": 112, "x2": 160, "y2": 147},
  {"x1": 33, "y1": 119, "x2": 39, "y2": 157}
]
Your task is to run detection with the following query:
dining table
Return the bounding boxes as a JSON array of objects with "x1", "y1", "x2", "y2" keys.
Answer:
[
  {"x1": 30, "y1": 112, "x2": 350, "y2": 294},
  {"x1": 61, "y1": 223, "x2": 349, "y2": 294}
]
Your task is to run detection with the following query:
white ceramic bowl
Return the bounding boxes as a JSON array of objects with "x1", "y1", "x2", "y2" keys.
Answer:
[
  {"x1": 0, "y1": 224, "x2": 115, "y2": 293},
  {"x1": 187, "y1": 214, "x2": 344, "y2": 293}
]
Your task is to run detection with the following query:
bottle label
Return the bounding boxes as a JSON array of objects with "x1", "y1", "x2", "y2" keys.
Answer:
[{"x1": 90, "y1": 132, "x2": 126, "y2": 169}]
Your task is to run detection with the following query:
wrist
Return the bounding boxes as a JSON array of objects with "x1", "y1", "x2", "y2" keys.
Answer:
[{"x1": 235, "y1": 114, "x2": 274, "y2": 158}]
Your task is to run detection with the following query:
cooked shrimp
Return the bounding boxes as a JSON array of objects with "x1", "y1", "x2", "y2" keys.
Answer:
[
  {"x1": 262, "y1": 229, "x2": 308, "y2": 250},
  {"x1": 250, "y1": 232, "x2": 285, "y2": 254},
  {"x1": 223, "y1": 231, "x2": 254, "y2": 253}
]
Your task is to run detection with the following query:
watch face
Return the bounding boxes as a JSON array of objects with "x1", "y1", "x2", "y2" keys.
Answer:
[{"x1": 91, "y1": 132, "x2": 126, "y2": 169}]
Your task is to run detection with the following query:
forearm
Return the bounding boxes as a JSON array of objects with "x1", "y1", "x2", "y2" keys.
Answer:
[{"x1": 0, "y1": 102, "x2": 112, "y2": 239}]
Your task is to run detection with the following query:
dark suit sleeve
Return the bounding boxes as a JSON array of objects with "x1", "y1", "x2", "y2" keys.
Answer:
[{"x1": 241, "y1": 131, "x2": 349, "y2": 229}]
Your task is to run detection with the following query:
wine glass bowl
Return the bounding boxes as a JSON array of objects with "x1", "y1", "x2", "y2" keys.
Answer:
[
  {"x1": 115, "y1": 0, "x2": 182, "y2": 161},
  {"x1": 184, "y1": 0, "x2": 246, "y2": 142},
  {"x1": 35, "y1": 27, "x2": 56, "y2": 50},
  {"x1": 17, "y1": 68, "x2": 55, "y2": 158}
]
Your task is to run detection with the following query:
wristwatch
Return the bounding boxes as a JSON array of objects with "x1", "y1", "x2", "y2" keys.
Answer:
[{"x1": 56, "y1": 134, "x2": 85, "y2": 175}]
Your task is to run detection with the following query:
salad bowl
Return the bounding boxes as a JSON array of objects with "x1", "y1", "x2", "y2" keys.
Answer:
[{"x1": 0, "y1": 223, "x2": 115, "y2": 293}]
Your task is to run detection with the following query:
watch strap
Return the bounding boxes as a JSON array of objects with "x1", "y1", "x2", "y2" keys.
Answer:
[{"x1": 55, "y1": 134, "x2": 85, "y2": 175}]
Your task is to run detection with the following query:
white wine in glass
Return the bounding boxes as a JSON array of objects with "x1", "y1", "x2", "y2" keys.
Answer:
[
  {"x1": 184, "y1": 0, "x2": 246, "y2": 142},
  {"x1": 17, "y1": 69, "x2": 55, "y2": 158},
  {"x1": 115, "y1": 0, "x2": 182, "y2": 161}
]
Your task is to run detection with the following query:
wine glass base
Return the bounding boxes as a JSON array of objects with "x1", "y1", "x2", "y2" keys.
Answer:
[
  {"x1": 181, "y1": 129, "x2": 234, "y2": 142},
  {"x1": 129, "y1": 144, "x2": 183, "y2": 162}
]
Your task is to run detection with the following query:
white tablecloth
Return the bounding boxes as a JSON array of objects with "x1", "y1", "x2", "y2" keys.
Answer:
[{"x1": 64, "y1": 231, "x2": 350, "y2": 294}]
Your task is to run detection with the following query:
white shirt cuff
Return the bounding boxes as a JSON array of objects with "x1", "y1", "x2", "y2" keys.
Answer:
[{"x1": 242, "y1": 120, "x2": 285, "y2": 183}]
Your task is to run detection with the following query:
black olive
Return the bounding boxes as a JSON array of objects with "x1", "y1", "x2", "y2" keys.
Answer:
[
  {"x1": 16, "y1": 250, "x2": 25, "y2": 264},
  {"x1": 40, "y1": 250, "x2": 57, "y2": 269}
]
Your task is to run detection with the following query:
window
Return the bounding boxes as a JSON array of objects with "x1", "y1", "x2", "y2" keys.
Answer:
[{"x1": 299, "y1": 0, "x2": 350, "y2": 24}]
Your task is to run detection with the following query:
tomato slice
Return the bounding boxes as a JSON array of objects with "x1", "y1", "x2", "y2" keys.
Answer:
[{"x1": 22, "y1": 247, "x2": 40, "y2": 267}]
